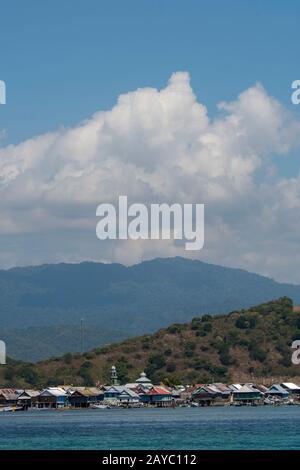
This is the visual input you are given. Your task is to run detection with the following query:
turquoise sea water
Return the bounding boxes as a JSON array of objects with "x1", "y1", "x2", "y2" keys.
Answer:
[{"x1": 0, "y1": 407, "x2": 299, "y2": 450}]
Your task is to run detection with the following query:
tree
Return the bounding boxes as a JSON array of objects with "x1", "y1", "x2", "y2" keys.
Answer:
[
  {"x1": 145, "y1": 354, "x2": 166, "y2": 379},
  {"x1": 248, "y1": 342, "x2": 267, "y2": 362},
  {"x1": 166, "y1": 362, "x2": 176, "y2": 373}
]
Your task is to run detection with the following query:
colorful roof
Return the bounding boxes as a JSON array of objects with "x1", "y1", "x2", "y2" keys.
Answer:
[
  {"x1": 145, "y1": 387, "x2": 172, "y2": 396},
  {"x1": 267, "y1": 384, "x2": 289, "y2": 395},
  {"x1": 187, "y1": 384, "x2": 205, "y2": 394}
]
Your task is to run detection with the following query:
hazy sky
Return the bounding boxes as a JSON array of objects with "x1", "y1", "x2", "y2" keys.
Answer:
[{"x1": 0, "y1": 1, "x2": 300, "y2": 283}]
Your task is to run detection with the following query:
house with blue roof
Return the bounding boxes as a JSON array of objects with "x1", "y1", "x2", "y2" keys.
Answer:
[{"x1": 267, "y1": 384, "x2": 289, "y2": 398}]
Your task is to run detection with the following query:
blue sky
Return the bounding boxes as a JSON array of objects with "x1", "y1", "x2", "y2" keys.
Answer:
[
  {"x1": 0, "y1": 1, "x2": 300, "y2": 282},
  {"x1": 0, "y1": 1, "x2": 299, "y2": 150}
]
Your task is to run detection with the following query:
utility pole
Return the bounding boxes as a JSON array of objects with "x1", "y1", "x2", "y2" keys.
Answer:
[{"x1": 80, "y1": 318, "x2": 84, "y2": 355}]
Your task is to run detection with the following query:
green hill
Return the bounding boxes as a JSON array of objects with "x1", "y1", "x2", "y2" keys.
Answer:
[
  {"x1": 1, "y1": 297, "x2": 300, "y2": 388},
  {"x1": 2, "y1": 257, "x2": 300, "y2": 361},
  {"x1": 0, "y1": 325, "x2": 128, "y2": 363}
]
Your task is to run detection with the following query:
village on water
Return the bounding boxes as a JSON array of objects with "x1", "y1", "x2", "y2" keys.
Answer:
[{"x1": 1, "y1": 365, "x2": 300, "y2": 412}]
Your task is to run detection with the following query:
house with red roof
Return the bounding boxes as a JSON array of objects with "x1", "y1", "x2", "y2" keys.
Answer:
[{"x1": 140, "y1": 386, "x2": 173, "y2": 406}]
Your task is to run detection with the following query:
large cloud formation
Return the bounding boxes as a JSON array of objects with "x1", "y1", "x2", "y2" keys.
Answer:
[{"x1": 1, "y1": 72, "x2": 300, "y2": 282}]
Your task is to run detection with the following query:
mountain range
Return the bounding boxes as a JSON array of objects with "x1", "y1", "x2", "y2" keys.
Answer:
[
  {"x1": 1, "y1": 297, "x2": 300, "y2": 388},
  {"x1": 1, "y1": 257, "x2": 300, "y2": 361}
]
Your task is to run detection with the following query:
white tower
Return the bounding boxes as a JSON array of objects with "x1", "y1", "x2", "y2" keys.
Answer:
[{"x1": 110, "y1": 365, "x2": 119, "y2": 385}]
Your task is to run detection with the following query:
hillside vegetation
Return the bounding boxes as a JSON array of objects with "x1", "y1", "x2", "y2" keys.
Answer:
[
  {"x1": 1, "y1": 297, "x2": 300, "y2": 388},
  {"x1": 1, "y1": 257, "x2": 300, "y2": 361}
]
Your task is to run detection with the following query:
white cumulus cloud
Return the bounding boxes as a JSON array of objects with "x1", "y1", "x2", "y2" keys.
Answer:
[{"x1": 1, "y1": 72, "x2": 300, "y2": 282}]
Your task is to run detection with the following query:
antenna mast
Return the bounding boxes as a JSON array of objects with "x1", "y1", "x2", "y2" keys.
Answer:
[{"x1": 80, "y1": 318, "x2": 84, "y2": 354}]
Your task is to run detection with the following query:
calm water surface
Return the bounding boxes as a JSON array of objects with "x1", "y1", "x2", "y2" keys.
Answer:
[{"x1": 0, "y1": 406, "x2": 299, "y2": 450}]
